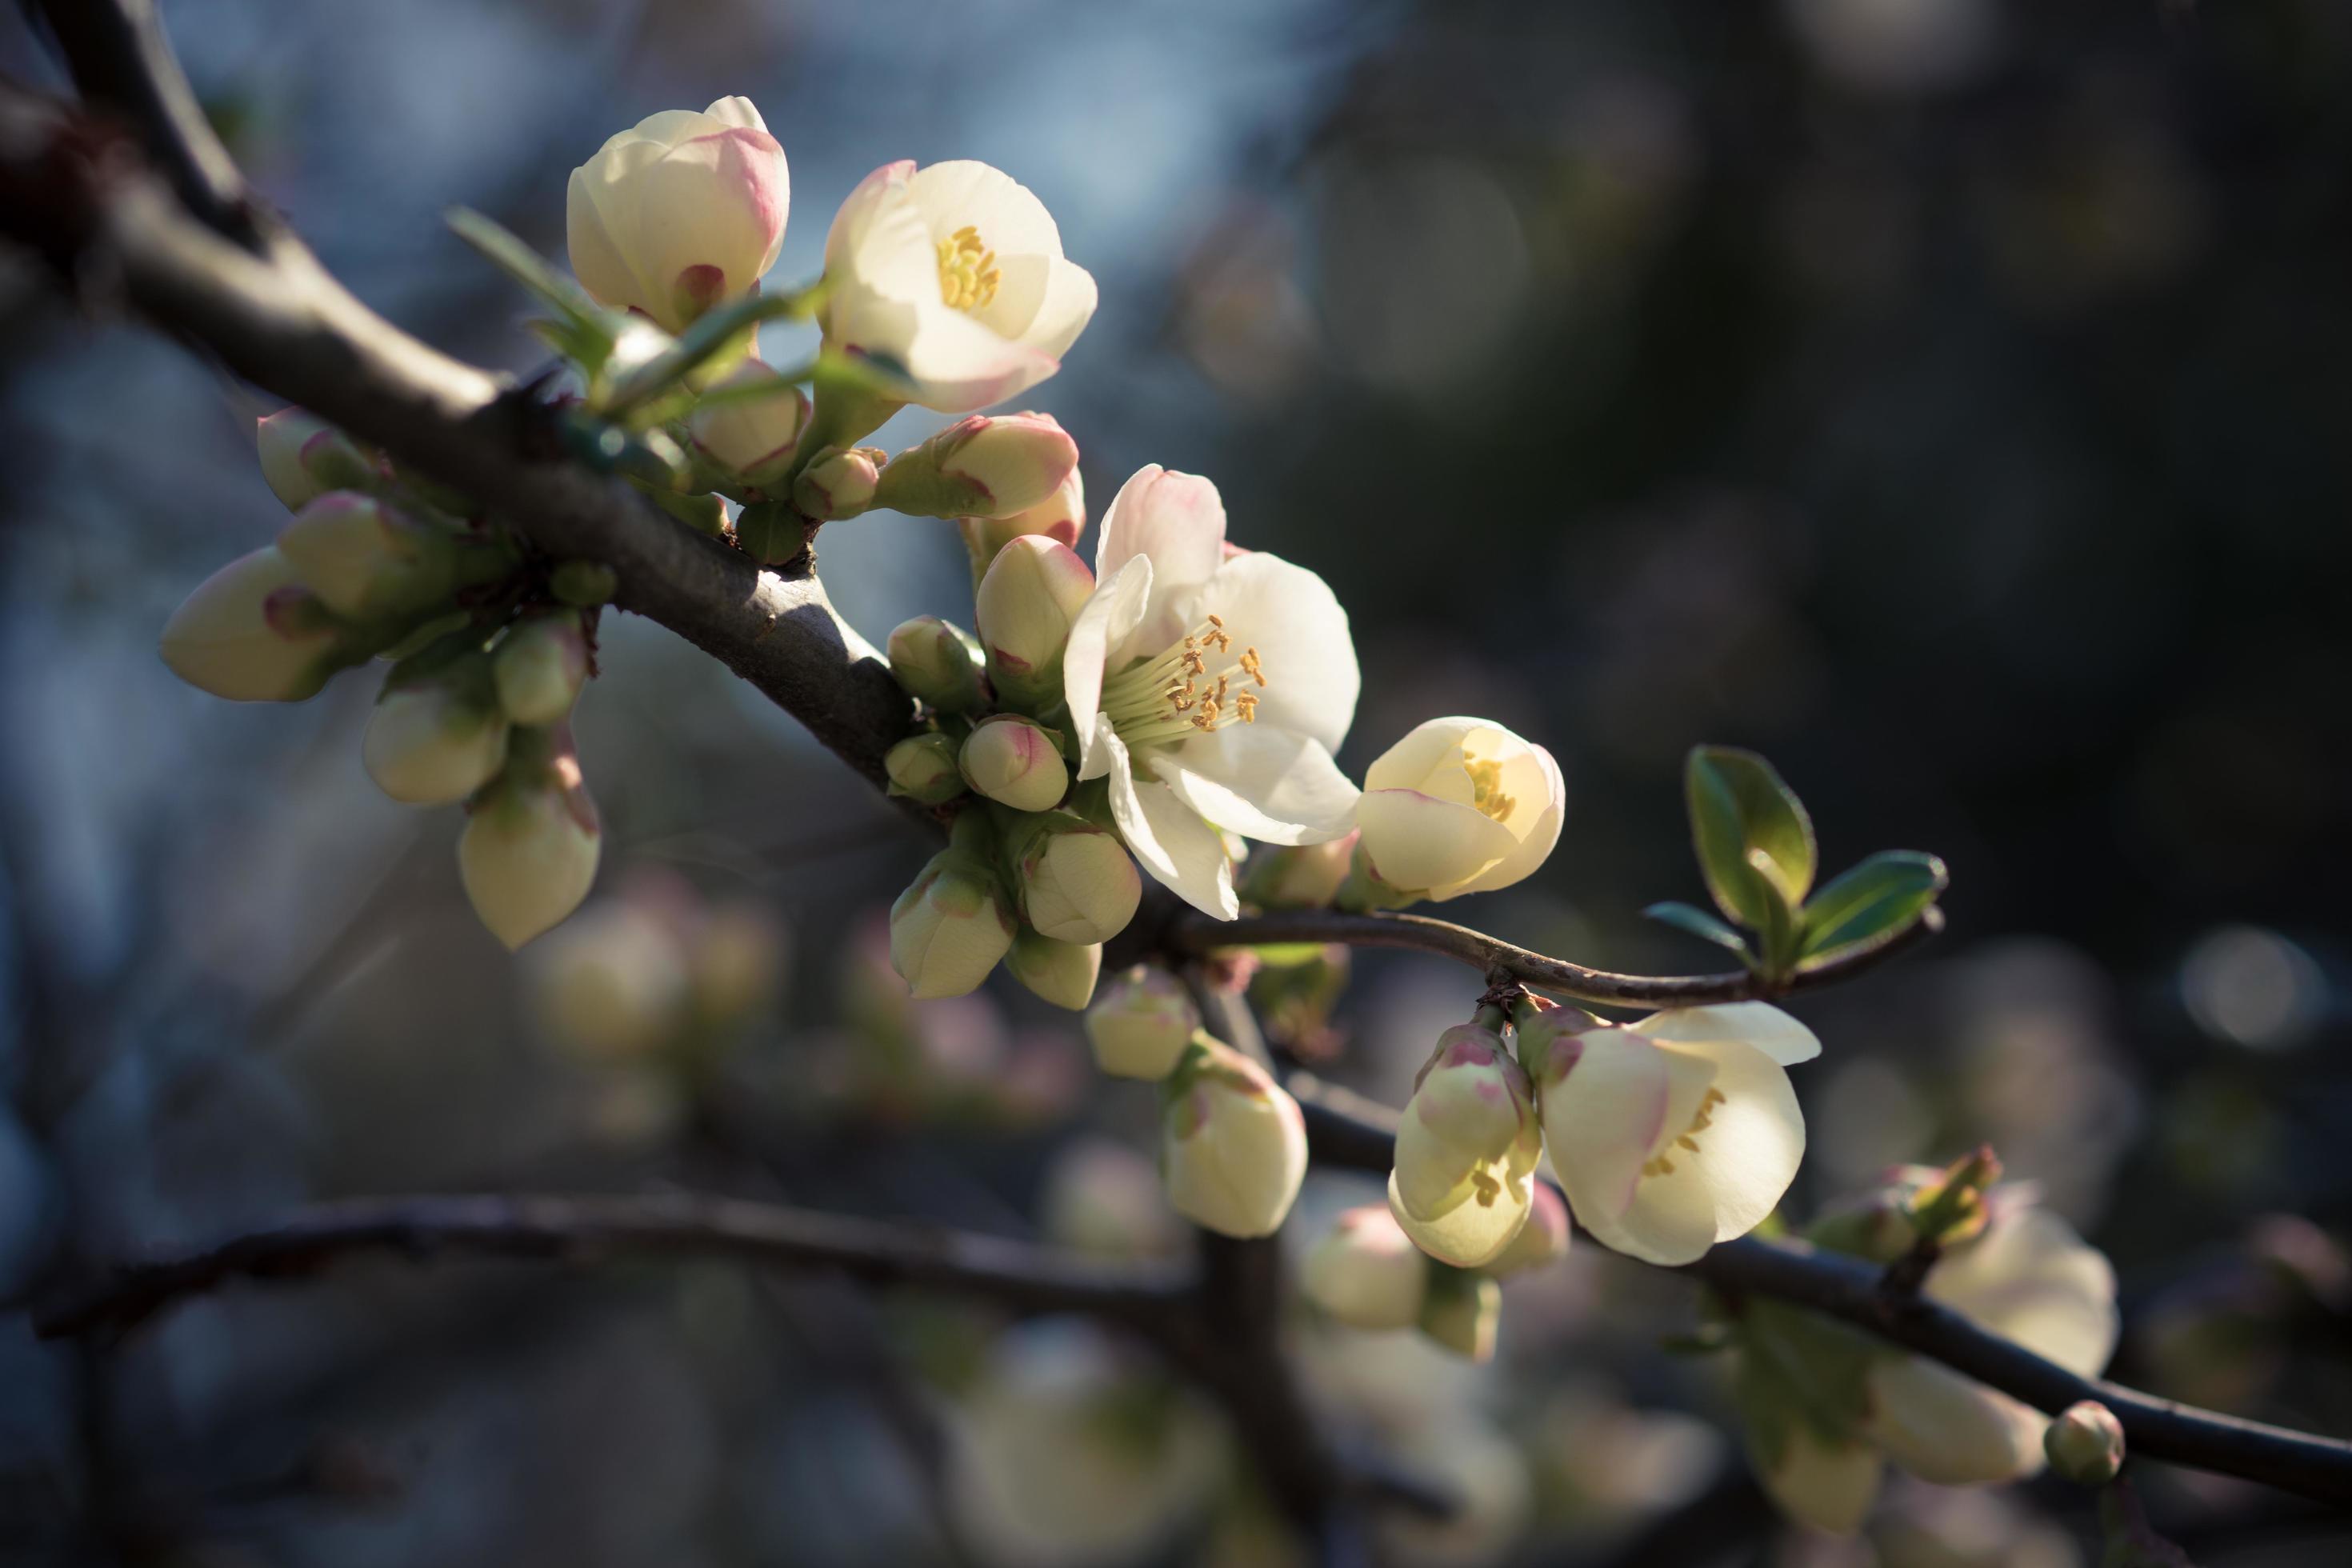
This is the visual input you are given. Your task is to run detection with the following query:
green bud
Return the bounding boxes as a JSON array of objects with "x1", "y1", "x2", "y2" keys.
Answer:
[
  {"x1": 257, "y1": 407, "x2": 379, "y2": 510},
  {"x1": 974, "y1": 534, "x2": 1094, "y2": 710},
  {"x1": 872, "y1": 413, "x2": 1077, "y2": 520},
  {"x1": 278, "y1": 492, "x2": 457, "y2": 620},
  {"x1": 886, "y1": 616, "x2": 986, "y2": 714},
  {"x1": 365, "y1": 655, "x2": 510, "y2": 806},
  {"x1": 1005, "y1": 927, "x2": 1102, "y2": 1010},
  {"x1": 493, "y1": 610, "x2": 591, "y2": 726},
  {"x1": 960, "y1": 715, "x2": 1069, "y2": 812},
  {"x1": 550, "y1": 560, "x2": 619, "y2": 607},
  {"x1": 1238, "y1": 834, "x2": 1358, "y2": 911},
  {"x1": 159, "y1": 546, "x2": 354, "y2": 702},
  {"x1": 733, "y1": 500, "x2": 806, "y2": 566},
  {"x1": 889, "y1": 850, "x2": 1016, "y2": 1000},
  {"x1": 792, "y1": 446, "x2": 882, "y2": 521},
  {"x1": 2046, "y1": 1400, "x2": 2126, "y2": 1486},
  {"x1": 1012, "y1": 814, "x2": 1142, "y2": 945},
  {"x1": 886, "y1": 733, "x2": 966, "y2": 805},
  {"x1": 1083, "y1": 965, "x2": 1199, "y2": 1080},
  {"x1": 459, "y1": 724, "x2": 601, "y2": 950}
]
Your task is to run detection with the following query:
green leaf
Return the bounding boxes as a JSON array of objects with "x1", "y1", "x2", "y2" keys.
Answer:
[
  {"x1": 1798, "y1": 850, "x2": 1948, "y2": 965},
  {"x1": 1684, "y1": 749, "x2": 1815, "y2": 978},
  {"x1": 602, "y1": 292, "x2": 822, "y2": 416},
  {"x1": 446, "y1": 207, "x2": 618, "y2": 360},
  {"x1": 1642, "y1": 901, "x2": 1753, "y2": 958}
]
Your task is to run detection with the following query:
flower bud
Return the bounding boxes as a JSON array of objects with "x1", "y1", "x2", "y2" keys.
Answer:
[
  {"x1": 1040, "y1": 1138, "x2": 1185, "y2": 1259},
  {"x1": 960, "y1": 715, "x2": 1068, "y2": 812},
  {"x1": 1005, "y1": 927, "x2": 1101, "y2": 1010},
  {"x1": 1389, "y1": 1021, "x2": 1544, "y2": 1269},
  {"x1": 2044, "y1": 1400, "x2": 2126, "y2": 1486},
  {"x1": 493, "y1": 611, "x2": 592, "y2": 727},
  {"x1": 159, "y1": 546, "x2": 348, "y2": 702},
  {"x1": 459, "y1": 726, "x2": 602, "y2": 950},
  {"x1": 890, "y1": 850, "x2": 1017, "y2": 1000},
  {"x1": 687, "y1": 361, "x2": 810, "y2": 486},
  {"x1": 1302, "y1": 1205, "x2": 1428, "y2": 1330},
  {"x1": 874, "y1": 413, "x2": 1079, "y2": 521},
  {"x1": 886, "y1": 616, "x2": 986, "y2": 715},
  {"x1": 886, "y1": 733, "x2": 966, "y2": 805},
  {"x1": 791, "y1": 446, "x2": 883, "y2": 520},
  {"x1": 1014, "y1": 814, "x2": 1142, "y2": 945},
  {"x1": 550, "y1": 560, "x2": 618, "y2": 607},
  {"x1": 276, "y1": 492, "x2": 457, "y2": 620},
  {"x1": 974, "y1": 534, "x2": 1094, "y2": 705},
  {"x1": 1417, "y1": 1267, "x2": 1502, "y2": 1362},
  {"x1": 1083, "y1": 965, "x2": 1200, "y2": 1080},
  {"x1": 731, "y1": 500, "x2": 806, "y2": 566},
  {"x1": 364, "y1": 658, "x2": 512, "y2": 805},
  {"x1": 957, "y1": 467, "x2": 1085, "y2": 586},
  {"x1": 1356, "y1": 718, "x2": 1566, "y2": 903},
  {"x1": 1482, "y1": 1183, "x2": 1570, "y2": 1278},
  {"x1": 690, "y1": 900, "x2": 787, "y2": 1029},
  {"x1": 1238, "y1": 832, "x2": 1358, "y2": 911},
  {"x1": 1159, "y1": 1038, "x2": 1307, "y2": 1238},
  {"x1": 566, "y1": 98, "x2": 789, "y2": 333},
  {"x1": 529, "y1": 899, "x2": 690, "y2": 1061},
  {"x1": 257, "y1": 408, "x2": 377, "y2": 510}
]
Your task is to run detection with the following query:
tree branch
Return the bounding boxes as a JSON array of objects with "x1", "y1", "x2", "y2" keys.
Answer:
[
  {"x1": 30, "y1": 1191, "x2": 1190, "y2": 1343},
  {"x1": 1168, "y1": 903, "x2": 1940, "y2": 1010},
  {"x1": 1287, "y1": 1079, "x2": 2352, "y2": 1510}
]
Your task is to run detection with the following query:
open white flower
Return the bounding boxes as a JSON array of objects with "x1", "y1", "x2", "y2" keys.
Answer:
[
  {"x1": 1866, "y1": 1206, "x2": 2119, "y2": 1485},
  {"x1": 824, "y1": 160, "x2": 1096, "y2": 412},
  {"x1": 1357, "y1": 718, "x2": 1565, "y2": 900},
  {"x1": 566, "y1": 98, "x2": 789, "y2": 332},
  {"x1": 1062, "y1": 466, "x2": 1362, "y2": 919},
  {"x1": 1536, "y1": 1003, "x2": 1820, "y2": 1266},
  {"x1": 1387, "y1": 1023, "x2": 1544, "y2": 1268}
]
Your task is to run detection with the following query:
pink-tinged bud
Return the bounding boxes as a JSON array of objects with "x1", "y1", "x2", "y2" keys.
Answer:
[
  {"x1": 1302, "y1": 1205, "x2": 1429, "y2": 1330},
  {"x1": 874, "y1": 413, "x2": 1080, "y2": 521},
  {"x1": 1083, "y1": 965, "x2": 1200, "y2": 1080},
  {"x1": 459, "y1": 726, "x2": 602, "y2": 950},
  {"x1": 688, "y1": 362, "x2": 810, "y2": 486},
  {"x1": 886, "y1": 733, "x2": 966, "y2": 805},
  {"x1": 1238, "y1": 832, "x2": 1358, "y2": 911},
  {"x1": 974, "y1": 534, "x2": 1094, "y2": 705},
  {"x1": 276, "y1": 493, "x2": 455, "y2": 619},
  {"x1": 1416, "y1": 1266, "x2": 1501, "y2": 1362},
  {"x1": 790, "y1": 446, "x2": 884, "y2": 520},
  {"x1": 960, "y1": 714, "x2": 1068, "y2": 812},
  {"x1": 566, "y1": 98, "x2": 790, "y2": 333},
  {"x1": 1005, "y1": 927, "x2": 1101, "y2": 1010},
  {"x1": 1014, "y1": 815, "x2": 1142, "y2": 946},
  {"x1": 1388, "y1": 1022, "x2": 1544, "y2": 1269},
  {"x1": 956, "y1": 468, "x2": 1085, "y2": 586},
  {"x1": 889, "y1": 851, "x2": 1016, "y2": 999},
  {"x1": 493, "y1": 611, "x2": 591, "y2": 726},
  {"x1": 257, "y1": 409, "x2": 378, "y2": 511},
  {"x1": 886, "y1": 616, "x2": 986, "y2": 714},
  {"x1": 1483, "y1": 1183, "x2": 1570, "y2": 1278},
  {"x1": 159, "y1": 546, "x2": 348, "y2": 702},
  {"x1": 1159, "y1": 1038, "x2": 1307, "y2": 1238},
  {"x1": 2044, "y1": 1400, "x2": 2125, "y2": 1486},
  {"x1": 363, "y1": 659, "x2": 511, "y2": 806}
]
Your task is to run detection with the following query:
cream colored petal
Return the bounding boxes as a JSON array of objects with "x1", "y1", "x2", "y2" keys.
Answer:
[
  {"x1": 1386, "y1": 1167, "x2": 1531, "y2": 1270},
  {"x1": 1866, "y1": 1358, "x2": 2045, "y2": 1485},
  {"x1": 1542, "y1": 1026, "x2": 1674, "y2": 1230},
  {"x1": 905, "y1": 158, "x2": 1065, "y2": 258},
  {"x1": 1632, "y1": 1002, "x2": 1822, "y2": 1067},
  {"x1": 701, "y1": 95, "x2": 767, "y2": 132},
  {"x1": 1757, "y1": 1424, "x2": 1882, "y2": 1535},
  {"x1": 1928, "y1": 1210, "x2": 2118, "y2": 1376},
  {"x1": 1155, "y1": 729, "x2": 1359, "y2": 846},
  {"x1": 1065, "y1": 558, "x2": 1152, "y2": 780},
  {"x1": 1452, "y1": 748, "x2": 1565, "y2": 896},
  {"x1": 1094, "y1": 466, "x2": 1227, "y2": 649},
  {"x1": 1354, "y1": 790, "x2": 1514, "y2": 897},
  {"x1": 565, "y1": 166, "x2": 639, "y2": 314},
  {"x1": 1182, "y1": 552, "x2": 1358, "y2": 755},
  {"x1": 1365, "y1": 716, "x2": 1487, "y2": 794},
  {"x1": 1107, "y1": 767, "x2": 1237, "y2": 920},
  {"x1": 1022, "y1": 258, "x2": 1098, "y2": 359},
  {"x1": 1659, "y1": 1036, "x2": 1805, "y2": 1245},
  {"x1": 826, "y1": 159, "x2": 917, "y2": 275}
]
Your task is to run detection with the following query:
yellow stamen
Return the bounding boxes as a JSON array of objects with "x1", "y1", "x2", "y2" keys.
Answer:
[
  {"x1": 1642, "y1": 1088, "x2": 1726, "y2": 1178},
  {"x1": 1098, "y1": 616, "x2": 1277, "y2": 747},
  {"x1": 1466, "y1": 758, "x2": 1516, "y2": 824},
  {"x1": 935, "y1": 226, "x2": 1002, "y2": 312}
]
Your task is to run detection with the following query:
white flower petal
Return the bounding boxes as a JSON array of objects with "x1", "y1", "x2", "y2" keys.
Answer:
[
  {"x1": 1107, "y1": 768, "x2": 1238, "y2": 920},
  {"x1": 1866, "y1": 1358, "x2": 2044, "y2": 1485},
  {"x1": 826, "y1": 160, "x2": 918, "y2": 277},
  {"x1": 1386, "y1": 1167, "x2": 1531, "y2": 1271},
  {"x1": 1758, "y1": 1425, "x2": 1882, "y2": 1536},
  {"x1": 1542, "y1": 1026, "x2": 1675, "y2": 1230},
  {"x1": 1155, "y1": 728, "x2": 1359, "y2": 846},
  {"x1": 1928, "y1": 1209, "x2": 2118, "y2": 1376},
  {"x1": 1661, "y1": 1036, "x2": 1805, "y2": 1245},
  {"x1": 1095, "y1": 467, "x2": 1228, "y2": 654},
  {"x1": 1184, "y1": 551, "x2": 1358, "y2": 754},
  {"x1": 1365, "y1": 715, "x2": 1488, "y2": 793},
  {"x1": 1354, "y1": 790, "x2": 1514, "y2": 895},
  {"x1": 700, "y1": 95, "x2": 768, "y2": 132},
  {"x1": 1454, "y1": 742, "x2": 1566, "y2": 895},
  {"x1": 1026, "y1": 258, "x2": 1099, "y2": 361},
  {"x1": 1065, "y1": 558, "x2": 1154, "y2": 780},
  {"x1": 1632, "y1": 1003, "x2": 1822, "y2": 1067},
  {"x1": 905, "y1": 159, "x2": 1066, "y2": 261}
]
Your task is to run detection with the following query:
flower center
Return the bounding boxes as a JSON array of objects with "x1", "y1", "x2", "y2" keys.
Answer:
[
  {"x1": 936, "y1": 226, "x2": 1002, "y2": 313},
  {"x1": 1642, "y1": 1086, "x2": 1726, "y2": 1178},
  {"x1": 1098, "y1": 614, "x2": 1268, "y2": 750},
  {"x1": 1465, "y1": 758, "x2": 1516, "y2": 823}
]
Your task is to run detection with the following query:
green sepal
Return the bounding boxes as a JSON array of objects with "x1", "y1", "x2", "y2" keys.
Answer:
[
  {"x1": 1642, "y1": 900, "x2": 1753, "y2": 959},
  {"x1": 1798, "y1": 850, "x2": 1949, "y2": 966}
]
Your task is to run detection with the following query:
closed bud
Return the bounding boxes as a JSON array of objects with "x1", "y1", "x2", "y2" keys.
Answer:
[
  {"x1": 961, "y1": 714, "x2": 1068, "y2": 811},
  {"x1": 886, "y1": 733, "x2": 966, "y2": 804},
  {"x1": 1238, "y1": 831, "x2": 1358, "y2": 911},
  {"x1": 1483, "y1": 1183, "x2": 1570, "y2": 1278},
  {"x1": 277, "y1": 493, "x2": 455, "y2": 619},
  {"x1": 874, "y1": 412, "x2": 1078, "y2": 520},
  {"x1": 1389, "y1": 1021, "x2": 1544, "y2": 1269},
  {"x1": 258, "y1": 408, "x2": 377, "y2": 511},
  {"x1": 459, "y1": 725, "x2": 602, "y2": 950},
  {"x1": 160, "y1": 546, "x2": 349, "y2": 702},
  {"x1": 1084, "y1": 965, "x2": 1200, "y2": 1080},
  {"x1": 364, "y1": 658, "x2": 511, "y2": 805},
  {"x1": 2045, "y1": 1400, "x2": 2126, "y2": 1486},
  {"x1": 550, "y1": 560, "x2": 618, "y2": 607},
  {"x1": 890, "y1": 851, "x2": 1016, "y2": 1000},
  {"x1": 1357, "y1": 718, "x2": 1566, "y2": 903},
  {"x1": 732, "y1": 500, "x2": 807, "y2": 566},
  {"x1": 886, "y1": 616, "x2": 986, "y2": 714},
  {"x1": 687, "y1": 361, "x2": 810, "y2": 486},
  {"x1": 957, "y1": 467, "x2": 1085, "y2": 587},
  {"x1": 1302, "y1": 1205, "x2": 1428, "y2": 1330},
  {"x1": 1006, "y1": 927, "x2": 1102, "y2": 1010},
  {"x1": 1159, "y1": 1038, "x2": 1307, "y2": 1238},
  {"x1": 974, "y1": 534, "x2": 1094, "y2": 705},
  {"x1": 792, "y1": 445, "x2": 883, "y2": 520},
  {"x1": 1014, "y1": 814, "x2": 1142, "y2": 945},
  {"x1": 1417, "y1": 1266, "x2": 1502, "y2": 1362},
  {"x1": 493, "y1": 611, "x2": 591, "y2": 726}
]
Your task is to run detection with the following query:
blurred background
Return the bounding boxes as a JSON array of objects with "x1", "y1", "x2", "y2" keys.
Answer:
[{"x1": 5, "y1": 0, "x2": 2352, "y2": 1562}]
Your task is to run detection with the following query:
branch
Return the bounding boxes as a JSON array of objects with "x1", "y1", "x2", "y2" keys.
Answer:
[
  {"x1": 1287, "y1": 1080, "x2": 2352, "y2": 1510},
  {"x1": 31, "y1": 1191, "x2": 1190, "y2": 1343},
  {"x1": 1168, "y1": 904, "x2": 1939, "y2": 1010}
]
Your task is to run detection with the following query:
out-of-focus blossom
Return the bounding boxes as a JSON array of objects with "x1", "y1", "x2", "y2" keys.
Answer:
[
  {"x1": 1083, "y1": 965, "x2": 1200, "y2": 1081},
  {"x1": 1159, "y1": 1036, "x2": 1307, "y2": 1238},
  {"x1": 1356, "y1": 718, "x2": 1564, "y2": 902},
  {"x1": 1039, "y1": 1138, "x2": 1186, "y2": 1260},
  {"x1": 1004, "y1": 928, "x2": 1100, "y2": 1010},
  {"x1": 1377, "y1": 1418, "x2": 1531, "y2": 1567},
  {"x1": 1303, "y1": 1203, "x2": 1430, "y2": 1330}
]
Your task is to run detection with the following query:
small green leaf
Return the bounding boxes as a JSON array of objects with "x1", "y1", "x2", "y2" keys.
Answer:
[
  {"x1": 446, "y1": 207, "x2": 617, "y2": 357},
  {"x1": 1798, "y1": 850, "x2": 1948, "y2": 964},
  {"x1": 1642, "y1": 901, "x2": 1753, "y2": 958},
  {"x1": 602, "y1": 290, "x2": 825, "y2": 416},
  {"x1": 1685, "y1": 747, "x2": 1817, "y2": 930}
]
